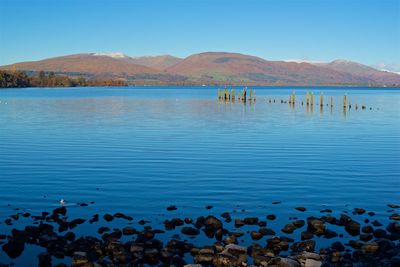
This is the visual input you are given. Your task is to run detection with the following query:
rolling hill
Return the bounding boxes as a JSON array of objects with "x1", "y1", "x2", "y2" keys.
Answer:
[{"x1": 1, "y1": 52, "x2": 399, "y2": 86}]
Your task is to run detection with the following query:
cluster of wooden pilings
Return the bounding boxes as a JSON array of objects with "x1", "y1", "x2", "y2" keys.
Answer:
[
  {"x1": 271, "y1": 91, "x2": 369, "y2": 111},
  {"x1": 218, "y1": 88, "x2": 256, "y2": 102}
]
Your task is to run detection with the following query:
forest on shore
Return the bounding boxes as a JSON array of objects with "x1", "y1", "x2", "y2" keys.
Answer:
[{"x1": 0, "y1": 70, "x2": 127, "y2": 88}]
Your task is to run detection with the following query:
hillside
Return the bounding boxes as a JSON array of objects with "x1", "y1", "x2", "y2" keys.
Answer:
[
  {"x1": 1, "y1": 52, "x2": 399, "y2": 86},
  {"x1": 124, "y1": 55, "x2": 182, "y2": 70},
  {"x1": 0, "y1": 54, "x2": 160, "y2": 79},
  {"x1": 165, "y1": 52, "x2": 400, "y2": 85}
]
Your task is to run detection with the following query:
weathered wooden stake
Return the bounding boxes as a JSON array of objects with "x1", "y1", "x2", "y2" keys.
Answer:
[
  {"x1": 343, "y1": 95, "x2": 347, "y2": 108},
  {"x1": 320, "y1": 93, "x2": 323, "y2": 107}
]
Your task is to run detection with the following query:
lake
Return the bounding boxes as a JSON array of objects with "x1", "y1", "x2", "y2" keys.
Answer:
[{"x1": 0, "y1": 86, "x2": 399, "y2": 265}]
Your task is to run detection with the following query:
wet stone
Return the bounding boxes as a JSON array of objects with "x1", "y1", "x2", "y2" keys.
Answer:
[
  {"x1": 181, "y1": 227, "x2": 200, "y2": 236},
  {"x1": 267, "y1": 214, "x2": 276, "y2": 220},
  {"x1": 290, "y1": 240, "x2": 316, "y2": 252},
  {"x1": 243, "y1": 217, "x2": 259, "y2": 225},
  {"x1": 122, "y1": 226, "x2": 136, "y2": 235},
  {"x1": 390, "y1": 213, "x2": 400, "y2": 220},
  {"x1": 234, "y1": 219, "x2": 245, "y2": 227},
  {"x1": 331, "y1": 241, "x2": 345, "y2": 251},
  {"x1": 103, "y1": 214, "x2": 114, "y2": 222},
  {"x1": 282, "y1": 223, "x2": 297, "y2": 234},
  {"x1": 2, "y1": 238, "x2": 25, "y2": 259},
  {"x1": 301, "y1": 231, "x2": 314, "y2": 240},
  {"x1": 167, "y1": 205, "x2": 177, "y2": 211},
  {"x1": 295, "y1": 207, "x2": 306, "y2": 212},
  {"x1": 250, "y1": 231, "x2": 263, "y2": 240},
  {"x1": 354, "y1": 208, "x2": 366, "y2": 215},
  {"x1": 259, "y1": 227, "x2": 276, "y2": 236},
  {"x1": 360, "y1": 233, "x2": 373, "y2": 242}
]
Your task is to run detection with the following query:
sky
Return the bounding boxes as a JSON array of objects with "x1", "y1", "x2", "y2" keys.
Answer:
[{"x1": 0, "y1": 0, "x2": 399, "y2": 71}]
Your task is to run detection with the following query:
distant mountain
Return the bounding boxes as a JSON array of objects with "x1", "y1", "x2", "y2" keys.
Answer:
[
  {"x1": 313, "y1": 60, "x2": 400, "y2": 84},
  {"x1": 125, "y1": 55, "x2": 182, "y2": 70},
  {"x1": 0, "y1": 53, "x2": 160, "y2": 78},
  {"x1": 1, "y1": 52, "x2": 399, "y2": 86},
  {"x1": 165, "y1": 52, "x2": 400, "y2": 85}
]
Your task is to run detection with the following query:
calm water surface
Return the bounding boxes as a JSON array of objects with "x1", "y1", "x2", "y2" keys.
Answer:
[{"x1": 0, "y1": 86, "x2": 399, "y2": 263}]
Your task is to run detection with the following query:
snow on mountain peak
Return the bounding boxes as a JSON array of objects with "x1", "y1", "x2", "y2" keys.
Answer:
[{"x1": 93, "y1": 52, "x2": 128, "y2": 59}]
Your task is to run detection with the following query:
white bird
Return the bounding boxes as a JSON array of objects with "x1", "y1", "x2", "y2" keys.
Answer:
[{"x1": 60, "y1": 199, "x2": 66, "y2": 205}]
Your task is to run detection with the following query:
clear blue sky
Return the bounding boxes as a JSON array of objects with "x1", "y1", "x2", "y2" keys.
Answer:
[{"x1": 0, "y1": 0, "x2": 399, "y2": 69}]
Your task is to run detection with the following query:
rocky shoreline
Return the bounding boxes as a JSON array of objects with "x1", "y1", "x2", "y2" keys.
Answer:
[{"x1": 0, "y1": 205, "x2": 399, "y2": 267}]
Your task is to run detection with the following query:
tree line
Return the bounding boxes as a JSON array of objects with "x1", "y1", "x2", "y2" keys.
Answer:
[{"x1": 0, "y1": 70, "x2": 127, "y2": 88}]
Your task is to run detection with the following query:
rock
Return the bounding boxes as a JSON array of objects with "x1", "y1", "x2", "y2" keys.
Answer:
[
  {"x1": 331, "y1": 241, "x2": 345, "y2": 251},
  {"x1": 304, "y1": 258, "x2": 322, "y2": 267},
  {"x1": 113, "y1": 212, "x2": 133, "y2": 220},
  {"x1": 360, "y1": 233, "x2": 373, "y2": 242},
  {"x1": 167, "y1": 205, "x2": 177, "y2": 211},
  {"x1": 362, "y1": 225, "x2": 374, "y2": 233},
  {"x1": 272, "y1": 257, "x2": 300, "y2": 267},
  {"x1": 282, "y1": 223, "x2": 296, "y2": 234},
  {"x1": 259, "y1": 228, "x2": 276, "y2": 236},
  {"x1": 72, "y1": 251, "x2": 89, "y2": 267},
  {"x1": 258, "y1": 221, "x2": 267, "y2": 227},
  {"x1": 144, "y1": 248, "x2": 159, "y2": 265},
  {"x1": 290, "y1": 240, "x2": 316, "y2": 252},
  {"x1": 372, "y1": 220, "x2": 383, "y2": 227},
  {"x1": 243, "y1": 217, "x2": 258, "y2": 225},
  {"x1": 103, "y1": 214, "x2": 114, "y2": 222},
  {"x1": 52, "y1": 206, "x2": 67, "y2": 216},
  {"x1": 184, "y1": 218, "x2": 193, "y2": 224},
  {"x1": 98, "y1": 226, "x2": 110, "y2": 234},
  {"x1": 38, "y1": 252, "x2": 52, "y2": 267},
  {"x1": 373, "y1": 228, "x2": 388, "y2": 238},
  {"x1": 361, "y1": 242, "x2": 379, "y2": 253},
  {"x1": 307, "y1": 219, "x2": 325, "y2": 235},
  {"x1": 213, "y1": 244, "x2": 247, "y2": 267},
  {"x1": 390, "y1": 213, "x2": 400, "y2": 220},
  {"x1": 181, "y1": 227, "x2": 200, "y2": 236},
  {"x1": 266, "y1": 214, "x2": 276, "y2": 220},
  {"x1": 344, "y1": 220, "x2": 360, "y2": 236},
  {"x1": 272, "y1": 201, "x2": 281, "y2": 205},
  {"x1": 195, "y1": 247, "x2": 215, "y2": 264},
  {"x1": 323, "y1": 229, "x2": 338, "y2": 239},
  {"x1": 205, "y1": 205, "x2": 213, "y2": 210},
  {"x1": 320, "y1": 209, "x2": 332, "y2": 213},
  {"x1": 204, "y1": 216, "x2": 222, "y2": 231},
  {"x1": 184, "y1": 265, "x2": 202, "y2": 267},
  {"x1": 293, "y1": 220, "x2": 305, "y2": 228},
  {"x1": 301, "y1": 231, "x2": 314, "y2": 240},
  {"x1": 234, "y1": 219, "x2": 245, "y2": 227},
  {"x1": 390, "y1": 256, "x2": 400, "y2": 266},
  {"x1": 387, "y1": 222, "x2": 400, "y2": 234},
  {"x1": 250, "y1": 231, "x2": 263, "y2": 240},
  {"x1": 354, "y1": 208, "x2": 366, "y2": 215},
  {"x1": 295, "y1": 207, "x2": 306, "y2": 212},
  {"x1": 122, "y1": 226, "x2": 136, "y2": 235},
  {"x1": 388, "y1": 204, "x2": 400, "y2": 209},
  {"x1": 2, "y1": 239, "x2": 24, "y2": 259}
]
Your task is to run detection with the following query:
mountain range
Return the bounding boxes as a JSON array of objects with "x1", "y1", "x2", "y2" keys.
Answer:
[{"x1": 1, "y1": 52, "x2": 399, "y2": 86}]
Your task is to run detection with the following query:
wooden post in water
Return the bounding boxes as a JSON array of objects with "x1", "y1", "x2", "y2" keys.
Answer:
[
  {"x1": 254, "y1": 90, "x2": 256, "y2": 102},
  {"x1": 343, "y1": 95, "x2": 347, "y2": 109},
  {"x1": 249, "y1": 89, "x2": 253, "y2": 101},
  {"x1": 330, "y1": 96, "x2": 333, "y2": 107},
  {"x1": 306, "y1": 91, "x2": 309, "y2": 106},
  {"x1": 320, "y1": 93, "x2": 323, "y2": 107},
  {"x1": 232, "y1": 89, "x2": 235, "y2": 101},
  {"x1": 218, "y1": 89, "x2": 220, "y2": 100},
  {"x1": 311, "y1": 92, "x2": 314, "y2": 106}
]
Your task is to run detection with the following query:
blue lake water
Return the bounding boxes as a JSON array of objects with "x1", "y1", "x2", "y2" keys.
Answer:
[{"x1": 0, "y1": 86, "x2": 399, "y2": 264}]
